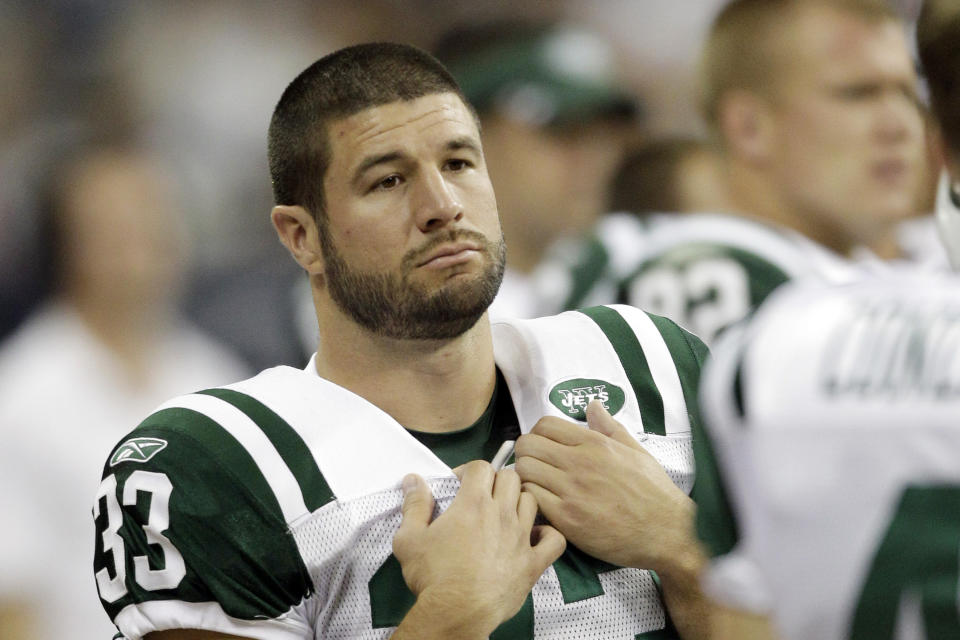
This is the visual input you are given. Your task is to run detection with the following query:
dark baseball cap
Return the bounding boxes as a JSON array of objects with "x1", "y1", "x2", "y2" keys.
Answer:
[{"x1": 441, "y1": 24, "x2": 641, "y2": 127}]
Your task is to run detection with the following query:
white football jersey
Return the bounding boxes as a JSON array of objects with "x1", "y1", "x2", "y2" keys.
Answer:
[
  {"x1": 93, "y1": 306, "x2": 706, "y2": 639},
  {"x1": 694, "y1": 276, "x2": 960, "y2": 640}
]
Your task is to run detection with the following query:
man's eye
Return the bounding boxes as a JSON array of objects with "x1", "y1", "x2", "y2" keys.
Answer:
[
  {"x1": 374, "y1": 175, "x2": 401, "y2": 191},
  {"x1": 835, "y1": 84, "x2": 880, "y2": 101},
  {"x1": 446, "y1": 159, "x2": 470, "y2": 171}
]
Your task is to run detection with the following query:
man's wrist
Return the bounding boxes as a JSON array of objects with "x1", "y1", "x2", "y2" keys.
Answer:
[
  {"x1": 391, "y1": 586, "x2": 502, "y2": 640},
  {"x1": 627, "y1": 494, "x2": 702, "y2": 577}
]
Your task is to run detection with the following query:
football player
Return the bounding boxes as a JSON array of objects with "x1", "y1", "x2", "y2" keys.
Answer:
[
  {"x1": 92, "y1": 43, "x2": 713, "y2": 639},
  {"x1": 693, "y1": 1, "x2": 960, "y2": 637},
  {"x1": 618, "y1": 0, "x2": 928, "y2": 345}
]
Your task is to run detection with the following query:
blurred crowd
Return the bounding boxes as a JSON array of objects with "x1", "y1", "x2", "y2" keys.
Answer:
[{"x1": 0, "y1": 0, "x2": 949, "y2": 639}]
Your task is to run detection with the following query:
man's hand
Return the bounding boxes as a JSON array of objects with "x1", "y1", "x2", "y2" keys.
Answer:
[
  {"x1": 391, "y1": 461, "x2": 566, "y2": 639},
  {"x1": 515, "y1": 401, "x2": 711, "y2": 639},
  {"x1": 515, "y1": 401, "x2": 696, "y2": 574}
]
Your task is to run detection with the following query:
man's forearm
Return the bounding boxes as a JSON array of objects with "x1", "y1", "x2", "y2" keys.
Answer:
[{"x1": 390, "y1": 588, "x2": 500, "y2": 640}]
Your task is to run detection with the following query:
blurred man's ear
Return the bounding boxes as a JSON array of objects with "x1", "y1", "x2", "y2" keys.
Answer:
[
  {"x1": 271, "y1": 205, "x2": 325, "y2": 275},
  {"x1": 717, "y1": 90, "x2": 775, "y2": 166}
]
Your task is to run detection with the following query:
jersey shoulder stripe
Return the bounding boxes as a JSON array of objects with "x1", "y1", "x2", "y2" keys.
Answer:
[
  {"x1": 152, "y1": 392, "x2": 311, "y2": 524},
  {"x1": 198, "y1": 387, "x2": 334, "y2": 511},
  {"x1": 578, "y1": 305, "x2": 666, "y2": 436},
  {"x1": 225, "y1": 367, "x2": 451, "y2": 504},
  {"x1": 127, "y1": 404, "x2": 288, "y2": 526},
  {"x1": 646, "y1": 311, "x2": 709, "y2": 432},
  {"x1": 613, "y1": 304, "x2": 704, "y2": 437}
]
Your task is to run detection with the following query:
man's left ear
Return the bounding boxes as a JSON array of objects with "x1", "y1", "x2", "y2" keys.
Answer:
[{"x1": 271, "y1": 205, "x2": 325, "y2": 275}]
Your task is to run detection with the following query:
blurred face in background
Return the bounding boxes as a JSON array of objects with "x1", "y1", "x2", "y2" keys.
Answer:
[
  {"x1": 480, "y1": 112, "x2": 627, "y2": 268},
  {"x1": 762, "y1": 3, "x2": 925, "y2": 248},
  {"x1": 58, "y1": 150, "x2": 187, "y2": 311}
]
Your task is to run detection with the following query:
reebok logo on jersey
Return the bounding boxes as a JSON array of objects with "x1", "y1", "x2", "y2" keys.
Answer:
[
  {"x1": 549, "y1": 378, "x2": 624, "y2": 421},
  {"x1": 110, "y1": 437, "x2": 168, "y2": 466}
]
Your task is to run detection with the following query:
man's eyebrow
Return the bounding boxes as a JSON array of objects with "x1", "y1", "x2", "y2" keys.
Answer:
[
  {"x1": 447, "y1": 136, "x2": 482, "y2": 155},
  {"x1": 352, "y1": 151, "x2": 405, "y2": 187}
]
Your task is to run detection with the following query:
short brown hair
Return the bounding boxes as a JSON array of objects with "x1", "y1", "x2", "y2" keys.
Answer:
[
  {"x1": 917, "y1": 0, "x2": 960, "y2": 158},
  {"x1": 268, "y1": 42, "x2": 474, "y2": 222},
  {"x1": 699, "y1": 0, "x2": 900, "y2": 130}
]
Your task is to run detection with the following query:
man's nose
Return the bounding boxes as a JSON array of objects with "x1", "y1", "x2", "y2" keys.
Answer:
[
  {"x1": 875, "y1": 90, "x2": 921, "y2": 144},
  {"x1": 414, "y1": 169, "x2": 463, "y2": 232}
]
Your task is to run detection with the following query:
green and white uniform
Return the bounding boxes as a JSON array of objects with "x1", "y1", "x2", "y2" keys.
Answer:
[
  {"x1": 618, "y1": 213, "x2": 865, "y2": 345},
  {"x1": 694, "y1": 277, "x2": 960, "y2": 639},
  {"x1": 93, "y1": 306, "x2": 707, "y2": 639}
]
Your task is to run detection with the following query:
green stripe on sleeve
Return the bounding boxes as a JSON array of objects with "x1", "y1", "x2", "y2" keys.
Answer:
[
  {"x1": 198, "y1": 388, "x2": 335, "y2": 510},
  {"x1": 579, "y1": 306, "x2": 665, "y2": 436},
  {"x1": 647, "y1": 313, "x2": 707, "y2": 431},
  {"x1": 135, "y1": 407, "x2": 287, "y2": 522}
]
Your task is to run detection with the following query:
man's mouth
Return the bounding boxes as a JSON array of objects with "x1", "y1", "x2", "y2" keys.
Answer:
[{"x1": 416, "y1": 242, "x2": 482, "y2": 269}]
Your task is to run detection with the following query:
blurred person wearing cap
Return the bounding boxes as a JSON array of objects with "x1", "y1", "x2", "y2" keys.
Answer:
[
  {"x1": 685, "y1": 2, "x2": 960, "y2": 638},
  {"x1": 0, "y1": 142, "x2": 249, "y2": 640},
  {"x1": 435, "y1": 21, "x2": 646, "y2": 319},
  {"x1": 617, "y1": 0, "x2": 928, "y2": 346}
]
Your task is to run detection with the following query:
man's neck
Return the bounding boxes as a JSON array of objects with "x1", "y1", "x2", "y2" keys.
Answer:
[
  {"x1": 314, "y1": 309, "x2": 497, "y2": 434},
  {"x1": 726, "y1": 162, "x2": 857, "y2": 256}
]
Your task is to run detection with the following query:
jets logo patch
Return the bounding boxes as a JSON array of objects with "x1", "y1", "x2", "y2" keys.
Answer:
[
  {"x1": 548, "y1": 378, "x2": 625, "y2": 421},
  {"x1": 110, "y1": 437, "x2": 168, "y2": 466}
]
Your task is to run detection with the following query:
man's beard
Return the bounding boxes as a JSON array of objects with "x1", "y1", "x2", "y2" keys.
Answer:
[{"x1": 321, "y1": 227, "x2": 506, "y2": 340}]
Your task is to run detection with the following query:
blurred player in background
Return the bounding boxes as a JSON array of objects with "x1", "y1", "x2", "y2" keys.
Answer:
[
  {"x1": 435, "y1": 21, "x2": 648, "y2": 318},
  {"x1": 619, "y1": 0, "x2": 927, "y2": 345},
  {"x1": 692, "y1": 1, "x2": 960, "y2": 638}
]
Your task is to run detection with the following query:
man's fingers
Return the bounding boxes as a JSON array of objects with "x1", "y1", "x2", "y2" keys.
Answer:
[
  {"x1": 454, "y1": 459, "x2": 496, "y2": 495},
  {"x1": 396, "y1": 474, "x2": 434, "y2": 541},
  {"x1": 585, "y1": 400, "x2": 640, "y2": 447},
  {"x1": 530, "y1": 524, "x2": 567, "y2": 567},
  {"x1": 493, "y1": 468, "x2": 521, "y2": 518},
  {"x1": 515, "y1": 433, "x2": 571, "y2": 471},
  {"x1": 521, "y1": 481, "x2": 561, "y2": 520},
  {"x1": 515, "y1": 454, "x2": 565, "y2": 492},
  {"x1": 517, "y1": 490, "x2": 538, "y2": 529},
  {"x1": 530, "y1": 416, "x2": 588, "y2": 445}
]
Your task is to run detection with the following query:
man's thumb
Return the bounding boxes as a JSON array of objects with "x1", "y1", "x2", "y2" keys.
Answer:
[
  {"x1": 585, "y1": 400, "x2": 640, "y2": 446},
  {"x1": 399, "y1": 473, "x2": 434, "y2": 525}
]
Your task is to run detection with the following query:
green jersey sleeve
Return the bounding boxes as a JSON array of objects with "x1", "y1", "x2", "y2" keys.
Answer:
[{"x1": 92, "y1": 405, "x2": 314, "y2": 638}]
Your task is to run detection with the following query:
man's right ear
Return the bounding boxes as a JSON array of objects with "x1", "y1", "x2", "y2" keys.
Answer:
[
  {"x1": 716, "y1": 90, "x2": 774, "y2": 166},
  {"x1": 271, "y1": 205, "x2": 325, "y2": 275}
]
